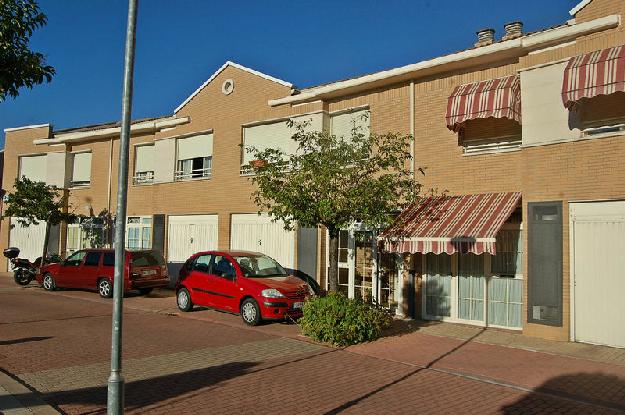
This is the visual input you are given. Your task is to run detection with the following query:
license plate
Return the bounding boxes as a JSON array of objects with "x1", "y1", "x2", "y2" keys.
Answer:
[
  {"x1": 142, "y1": 269, "x2": 157, "y2": 276},
  {"x1": 293, "y1": 302, "x2": 303, "y2": 309}
]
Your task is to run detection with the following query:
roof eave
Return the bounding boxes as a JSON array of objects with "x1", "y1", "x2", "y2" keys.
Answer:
[{"x1": 33, "y1": 116, "x2": 190, "y2": 145}]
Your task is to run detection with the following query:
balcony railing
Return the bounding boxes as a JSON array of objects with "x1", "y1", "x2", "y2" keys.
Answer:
[
  {"x1": 583, "y1": 123, "x2": 625, "y2": 136},
  {"x1": 174, "y1": 167, "x2": 212, "y2": 181},
  {"x1": 132, "y1": 171, "x2": 154, "y2": 185},
  {"x1": 69, "y1": 180, "x2": 91, "y2": 188}
]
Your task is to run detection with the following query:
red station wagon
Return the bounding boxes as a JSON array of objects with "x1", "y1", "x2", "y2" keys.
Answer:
[
  {"x1": 37, "y1": 249, "x2": 170, "y2": 298},
  {"x1": 176, "y1": 251, "x2": 311, "y2": 325}
]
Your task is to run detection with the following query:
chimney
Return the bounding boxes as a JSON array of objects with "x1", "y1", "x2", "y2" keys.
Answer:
[
  {"x1": 475, "y1": 28, "x2": 495, "y2": 47},
  {"x1": 502, "y1": 21, "x2": 523, "y2": 40}
]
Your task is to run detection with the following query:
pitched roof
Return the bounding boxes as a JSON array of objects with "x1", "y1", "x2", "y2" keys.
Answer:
[{"x1": 174, "y1": 61, "x2": 293, "y2": 114}]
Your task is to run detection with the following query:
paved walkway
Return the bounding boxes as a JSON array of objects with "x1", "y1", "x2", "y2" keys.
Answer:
[{"x1": 2, "y1": 275, "x2": 625, "y2": 414}]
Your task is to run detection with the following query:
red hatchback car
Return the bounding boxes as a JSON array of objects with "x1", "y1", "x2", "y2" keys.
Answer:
[
  {"x1": 176, "y1": 250, "x2": 311, "y2": 325},
  {"x1": 37, "y1": 249, "x2": 170, "y2": 298}
]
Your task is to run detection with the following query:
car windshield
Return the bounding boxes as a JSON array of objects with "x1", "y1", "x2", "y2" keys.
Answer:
[
  {"x1": 234, "y1": 255, "x2": 287, "y2": 278},
  {"x1": 130, "y1": 251, "x2": 165, "y2": 267}
]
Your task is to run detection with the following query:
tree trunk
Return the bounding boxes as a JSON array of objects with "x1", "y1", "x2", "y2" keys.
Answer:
[
  {"x1": 40, "y1": 221, "x2": 51, "y2": 270},
  {"x1": 328, "y1": 227, "x2": 339, "y2": 292}
]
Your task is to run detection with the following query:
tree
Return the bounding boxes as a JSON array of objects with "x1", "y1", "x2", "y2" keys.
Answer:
[
  {"x1": 248, "y1": 116, "x2": 421, "y2": 292},
  {"x1": 3, "y1": 177, "x2": 71, "y2": 267},
  {"x1": 0, "y1": 0, "x2": 55, "y2": 101}
]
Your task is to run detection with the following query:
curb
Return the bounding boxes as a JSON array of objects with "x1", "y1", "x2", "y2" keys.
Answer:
[{"x1": 0, "y1": 371, "x2": 60, "y2": 415}]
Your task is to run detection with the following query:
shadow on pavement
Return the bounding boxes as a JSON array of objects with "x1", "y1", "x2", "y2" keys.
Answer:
[
  {"x1": 4, "y1": 361, "x2": 258, "y2": 413},
  {"x1": 0, "y1": 336, "x2": 53, "y2": 346},
  {"x1": 501, "y1": 372, "x2": 625, "y2": 414}
]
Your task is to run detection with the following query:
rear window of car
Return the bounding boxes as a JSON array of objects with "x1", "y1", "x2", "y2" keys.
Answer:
[{"x1": 130, "y1": 251, "x2": 165, "y2": 267}]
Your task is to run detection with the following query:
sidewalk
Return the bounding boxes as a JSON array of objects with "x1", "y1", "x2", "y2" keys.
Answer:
[{"x1": 0, "y1": 371, "x2": 59, "y2": 415}]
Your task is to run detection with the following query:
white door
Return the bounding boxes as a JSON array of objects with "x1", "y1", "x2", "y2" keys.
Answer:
[
  {"x1": 230, "y1": 213, "x2": 295, "y2": 269},
  {"x1": 571, "y1": 201, "x2": 625, "y2": 348},
  {"x1": 8, "y1": 218, "x2": 47, "y2": 267},
  {"x1": 167, "y1": 215, "x2": 218, "y2": 263}
]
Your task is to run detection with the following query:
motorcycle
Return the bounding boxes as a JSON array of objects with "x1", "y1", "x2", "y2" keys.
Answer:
[{"x1": 3, "y1": 247, "x2": 38, "y2": 286}]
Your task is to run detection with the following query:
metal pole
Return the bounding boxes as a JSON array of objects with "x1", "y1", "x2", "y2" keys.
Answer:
[{"x1": 107, "y1": 1, "x2": 138, "y2": 413}]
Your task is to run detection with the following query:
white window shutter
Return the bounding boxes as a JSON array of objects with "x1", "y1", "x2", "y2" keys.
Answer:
[
  {"x1": 177, "y1": 133, "x2": 213, "y2": 160},
  {"x1": 71, "y1": 152, "x2": 92, "y2": 183},
  {"x1": 135, "y1": 145, "x2": 154, "y2": 173},
  {"x1": 19, "y1": 155, "x2": 47, "y2": 182},
  {"x1": 330, "y1": 109, "x2": 370, "y2": 141}
]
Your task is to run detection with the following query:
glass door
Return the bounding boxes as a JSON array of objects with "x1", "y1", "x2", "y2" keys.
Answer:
[
  {"x1": 354, "y1": 231, "x2": 374, "y2": 302},
  {"x1": 458, "y1": 253, "x2": 485, "y2": 322},
  {"x1": 378, "y1": 252, "x2": 398, "y2": 312},
  {"x1": 424, "y1": 253, "x2": 452, "y2": 318}
]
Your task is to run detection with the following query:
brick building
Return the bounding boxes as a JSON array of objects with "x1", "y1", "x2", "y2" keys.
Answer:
[{"x1": 2, "y1": 0, "x2": 624, "y2": 346}]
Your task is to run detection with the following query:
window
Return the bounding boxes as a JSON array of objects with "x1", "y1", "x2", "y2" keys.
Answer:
[
  {"x1": 460, "y1": 118, "x2": 521, "y2": 155},
  {"x1": 193, "y1": 255, "x2": 212, "y2": 273},
  {"x1": 65, "y1": 251, "x2": 86, "y2": 266},
  {"x1": 330, "y1": 108, "x2": 370, "y2": 142},
  {"x1": 241, "y1": 114, "x2": 323, "y2": 174},
  {"x1": 458, "y1": 254, "x2": 485, "y2": 322},
  {"x1": 18, "y1": 154, "x2": 47, "y2": 182},
  {"x1": 492, "y1": 229, "x2": 523, "y2": 276},
  {"x1": 577, "y1": 93, "x2": 625, "y2": 136},
  {"x1": 213, "y1": 255, "x2": 236, "y2": 279},
  {"x1": 424, "y1": 253, "x2": 452, "y2": 318},
  {"x1": 130, "y1": 250, "x2": 165, "y2": 267},
  {"x1": 126, "y1": 216, "x2": 152, "y2": 249},
  {"x1": 70, "y1": 152, "x2": 92, "y2": 187},
  {"x1": 103, "y1": 252, "x2": 115, "y2": 267},
  {"x1": 84, "y1": 252, "x2": 102, "y2": 267},
  {"x1": 175, "y1": 133, "x2": 213, "y2": 181},
  {"x1": 66, "y1": 221, "x2": 106, "y2": 256},
  {"x1": 133, "y1": 145, "x2": 154, "y2": 185}
]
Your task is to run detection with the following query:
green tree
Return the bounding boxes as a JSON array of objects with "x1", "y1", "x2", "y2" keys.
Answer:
[
  {"x1": 1, "y1": 0, "x2": 55, "y2": 101},
  {"x1": 248, "y1": 117, "x2": 421, "y2": 292},
  {"x1": 3, "y1": 177, "x2": 71, "y2": 267}
]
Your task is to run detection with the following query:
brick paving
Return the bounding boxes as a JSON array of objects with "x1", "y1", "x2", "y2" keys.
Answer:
[{"x1": 2, "y1": 276, "x2": 625, "y2": 414}]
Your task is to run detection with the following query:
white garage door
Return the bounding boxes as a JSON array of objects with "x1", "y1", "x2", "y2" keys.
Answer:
[
  {"x1": 571, "y1": 201, "x2": 625, "y2": 348},
  {"x1": 230, "y1": 213, "x2": 295, "y2": 269},
  {"x1": 8, "y1": 218, "x2": 47, "y2": 267},
  {"x1": 167, "y1": 215, "x2": 218, "y2": 263}
]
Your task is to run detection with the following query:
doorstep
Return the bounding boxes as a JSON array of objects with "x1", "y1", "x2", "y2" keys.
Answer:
[{"x1": 401, "y1": 320, "x2": 625, "y2": 367}]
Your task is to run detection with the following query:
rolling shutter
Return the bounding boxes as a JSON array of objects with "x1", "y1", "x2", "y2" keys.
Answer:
[
  {"x1": 19, "y1": 155, "x2": 47, "y2": 182},
  {"x1": 177, "y1": 133, "x2": 213, "y2": 160},
  {"x1": 135, "y1": 145, "x2": 154, "y2": 173},
  {"x1": 71, "y1": 152, "x2": 92, "y2": 184}
]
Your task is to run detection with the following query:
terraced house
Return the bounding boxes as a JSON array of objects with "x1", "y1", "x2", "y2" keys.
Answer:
[{"x1": 2, "y1": 0, "x2": 624, "y2": 347}]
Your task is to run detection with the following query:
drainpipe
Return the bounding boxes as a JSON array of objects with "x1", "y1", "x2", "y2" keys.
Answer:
[
  {"x1": 106, "y1": 136, "x2": 114, "y2": 247},
  {"x1": 409, "y1": 81, "x2": 415, "y2": 178}
]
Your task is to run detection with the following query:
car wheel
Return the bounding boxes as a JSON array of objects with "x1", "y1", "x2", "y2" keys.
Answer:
[
  {"x1": 240, "y1": 298, "x2": 261, "y2": 326},
  {"x1": 177, "y1": 288, "x2": 193, "y2": 312},
  {"x1": 98, "y1": 279, "x2": 113, "y2": 298},
  {"x1": 42, "y1": 273, "x2": 56, "y2": 291},
  {"x1": 139, "y1": 288, "x2": 153, "y2": 295}
]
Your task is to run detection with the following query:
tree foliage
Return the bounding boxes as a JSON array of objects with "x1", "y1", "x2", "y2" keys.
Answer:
[
  {"x1": 0, "y1": 0, "x2": 54, "y2": 101},
  {"x1": 248, "y1": 115, "x2": 421, "y2": 291},
  {"x1": 3, "y1": 177, "x2": 72, "y2": 265}
]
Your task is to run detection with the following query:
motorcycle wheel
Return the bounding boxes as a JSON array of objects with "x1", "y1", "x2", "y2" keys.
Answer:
[{"x1": 14, "y1": 270, "x2": 32, "y2": 286}]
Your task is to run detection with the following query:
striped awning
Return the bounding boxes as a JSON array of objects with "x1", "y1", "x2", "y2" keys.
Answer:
[
  {"x1": 562, "y1": 44, "x2": 625, "y2": 109},
  {"x1": 380, "y1": 192, "x2": 521, "y2": 255},
  {"x1": 445, "y1": 75, "x2": 521, "y2": 132}
]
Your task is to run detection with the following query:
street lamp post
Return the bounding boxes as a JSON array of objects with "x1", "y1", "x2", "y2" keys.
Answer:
[{"x1": 107, "y1": 0, "x2": 138, "y2": 413}]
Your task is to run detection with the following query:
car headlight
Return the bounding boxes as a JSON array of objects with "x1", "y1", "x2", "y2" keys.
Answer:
[{"x1": 261, "y1": 288, "x2": 285, "y2": 298}]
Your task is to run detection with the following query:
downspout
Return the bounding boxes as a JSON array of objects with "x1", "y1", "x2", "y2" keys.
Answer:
[
  {"x1": 106, "y1": 136, "x2": 114, "y2": 246},
  {"x1": 409, "y1": 80, "x2": 415, "y2": 178}
]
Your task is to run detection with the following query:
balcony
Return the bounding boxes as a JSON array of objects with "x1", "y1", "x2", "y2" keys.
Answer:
[
  {"x1": 132, "y1": 171, "x2": 154, "y2": 185},
  {"x1": 174, "y1": 167, "x2": 212, "y2": 181}
]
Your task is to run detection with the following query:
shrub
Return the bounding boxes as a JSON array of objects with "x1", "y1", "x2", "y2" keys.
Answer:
[{"x1": 300, "y1": 292, "x2": 392, "y2": 346}]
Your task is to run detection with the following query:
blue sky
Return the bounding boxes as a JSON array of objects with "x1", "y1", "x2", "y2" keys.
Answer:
[{"x1": 1, "y1": 0, "x2": 580, "y2": 148}]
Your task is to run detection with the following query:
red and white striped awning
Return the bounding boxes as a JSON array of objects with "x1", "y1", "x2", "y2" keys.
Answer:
[
  {"x1": 380, "y1": 192, "x2": 521, "y2": 255},
  {"x1": 445, "y1": 75, "x2": 522, "y2": 132},
  {"x1": 562, "y1": 44, "x2": 625, "y2": 109}
]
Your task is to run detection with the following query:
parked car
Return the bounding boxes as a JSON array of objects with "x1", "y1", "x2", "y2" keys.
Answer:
[
  {"x1": 37, "y1": 249, "x2": 169, "y2": 298},
  {"x1": 176, "y1": 250, "x2": 312, "y2": 326}
]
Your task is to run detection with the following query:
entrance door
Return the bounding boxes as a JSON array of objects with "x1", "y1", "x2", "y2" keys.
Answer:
[{"x1": 571, "y1": 201, "x2": 625, "y2": 348}]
